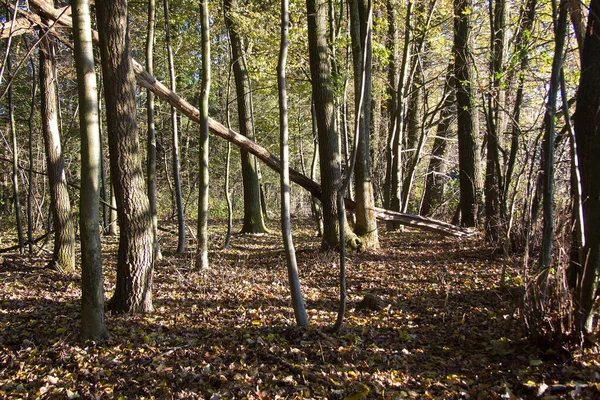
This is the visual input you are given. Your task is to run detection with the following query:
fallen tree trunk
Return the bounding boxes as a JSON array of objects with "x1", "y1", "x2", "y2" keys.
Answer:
[{"x1": 8, "y1": 0, "x2": 475, "y2": 238}]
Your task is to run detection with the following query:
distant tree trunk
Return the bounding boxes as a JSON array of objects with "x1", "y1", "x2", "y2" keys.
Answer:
[
  {"x1": 306, "y1": 0, "x2": 358, "y2": 249},
  {"x1": 27, "y1": 58, "x2": 37, "y2": 255},
  {"x1": 453, "y1": 0, "x2": 479, "y2": 227},
  {"x1": 349, "y1": 0, "x2": 378, "y2": 248},
  {"x1": 309, "y1": 102, "x2": 323, "y2": 236},
  {"x1": 483, "y1": 0, "x2": 506, "y2": 244},
  {"x1": 539, "y1": 0, "x2": 567, "y2": 274},
  {"x1": 108, "y1": 183, "x2": 118, "y2": 235},
  {"x1": 146, "y1": 0, "x2": 162, "y2": 260},
  {"x1": 39, "y1": 26, "x2": 76, "y2": 271},
  {"x1": 196, "y1": 0, "x2": 210, "y2": 270},
  {"x1": 163, "y1": 0, "x2": 185, "y2": 253},
  {"x1": 72, "y1": 0, "x2": 109, "y2": 340},
  {"x1": 7, "y1": 50, "x2": 24, "y2": 255},
  {"x1": 224, "y1": 0, "x2": 268, "y2": 234},
  {"x1": 278, "y1": 0, "x2": 309, "y2": 326},
  {"x1": 574, "y1": 0, "x2": 600, "y2": 337},
  {"x1": 421, "y1": 66, "x2": 454, "y2": 216},
  {"x1": 97, "y1": 0, "x2": 154, "y2": 314},
  {"x1": 99, "y1": 89, "x2": 109, "y2": 233},
  {"x1": 383, "y1": 0, "x2": 399, "y2": 210},
  {"x1": 389, "y1": 0, "x2": 413, "y2": 226}
]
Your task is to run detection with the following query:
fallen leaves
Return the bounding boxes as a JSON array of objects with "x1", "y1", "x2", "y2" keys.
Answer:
[{"x1": 0, "y1": 221, "x2": 599, "y2": 398}]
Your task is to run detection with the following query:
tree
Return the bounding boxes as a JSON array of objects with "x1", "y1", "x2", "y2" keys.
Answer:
[
  {"x1": 39, "y1": 15, "x2": 76, "y2": 272},
  {"x1": 224, "y1": 0, "x2": 268, "y2": 234},
  {"x1": 349, "y1": 0, "x2": 378, "y2": 249},
  {"x1": 306, "y1": 0, "x2": 358, "y2": 249},
  {"x1": 278, "y1": 0, "x2": 308, "y2": 326},
  {"x1": 453, "y1": 0, "x2": 479, "y2": 227},
  {"x1": 164, "y1": 0, "x2": 185, "y2": 253},
  {"x1": 146, "y1": 0, "x2": 162, "y2": 260},
  {"x1": 196, "y1": 0, "x2": 210, "y2": 270},
  {"x1": 72, "y1": 0, "x2": 109, "y2": 339},
  {"x1": 573, "y1": 0, "x2": 600, "y2": 337},
  {"x1": 96, "y1": 0, "x2": 154, "y2": 313}
]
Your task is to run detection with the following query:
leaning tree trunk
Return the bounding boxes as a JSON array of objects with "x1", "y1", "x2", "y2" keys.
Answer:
[
  {"x1": 72, "y1": 0, "x2": 109, "y2": 340},
  {"x1": 573, "y1": 0, "x2": 600, "y2": 338},
  {"x1": 453, "y1": 0, "x2": 479, "y2": 227},
  {"x1": 39, "y1": 27, "x2": 76, "y2": 271},
  {"x1": 96, "y1": 0, "x2": 154, "y2": 314},
  {"x1": 349, "y1": 0, "x2": 379, "y2": 249},
  {"x1": 196, "y1": 0, "x2": 210, "y2": 270},
  {"x1": 224, "y1": 0, "x2": 268, "y2": 234},
  {"x1": 306, "y1": 0, "x2": 358, "y2": 250},
  {"x1": 164, "y1": 0, "x2": 185, "y2": 253}
]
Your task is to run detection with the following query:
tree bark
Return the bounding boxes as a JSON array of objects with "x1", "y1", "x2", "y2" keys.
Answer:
[
  {"x1": 39, "y1": 22, "x2": 75, "y2": 271},
  {"x1": 72, "y1": 0, "x2": 108, "y2": 340},
  {"x1": 224, "y1": 0, "x2": 268, "y2": 234},
  {"x1": 306, "y1": 0, "x2": 359, "y2": 249},
  {"x1": 27, "y1": 57, "x2": 37, "y2": 255},
  {"x1": 573, "y1": 0, "x2": 600, "y2": 337},
  {"x1": 196, "y1": 0, "x2": 210, "y2": 270},
  {"x1": 349, "y1": 0, "x2": 378, "y2": 248},
  {"x1": 96, "y1": 0, "x2": 154, "y2": 314},
  {"x1": 453, "y1": 0, "x2": 479, "y2": 227}
]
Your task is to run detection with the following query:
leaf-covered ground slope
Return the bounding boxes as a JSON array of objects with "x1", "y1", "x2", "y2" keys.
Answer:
[{"x1": 1, "y1": 220, "x2": 599, "y2": 399}]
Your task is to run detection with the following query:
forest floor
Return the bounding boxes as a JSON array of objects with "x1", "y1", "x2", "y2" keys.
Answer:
[{"x1": 0, "y1": 218, "x2": 599, "y2": 399}]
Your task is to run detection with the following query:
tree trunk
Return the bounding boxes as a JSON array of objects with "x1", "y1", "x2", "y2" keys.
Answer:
[
  {"x1": 421, "y1": 65, "x2": 454, "y2": 216},
  {"x1": 224, "y1": 0, "x2": 268, "y2": 234},
  {"x1": 349, "y1": 0, "x2": 378, "y2": 248},
  {"x1": 574, "y1": 0, "x2": 600, "y2": 337},
  {"x1": 539, "y1": 0, "x2": 567, "y2": 274},
  {"x1": 453, "y1": 0, "x2": 479, "y2": 227},
  {"x1": 39, "y1": 25, "x2": 75, "y2": 271},
  {"x1": 483, "y1": 0, "x2": 507, "y2": 244},
  {"x1": 27, "y1": 57, "x2": 37, "y2": 255},
  {"x1": 383, "y1": 0, "x2": 399, "y2": 210},
  {"x1": 72, "y1": 0, "x2": 109, "y2": 340},
  {"x1": 278, "y1": 0, "x2": 309, "y2": 326},
  {"x1": 96, "y1": 0, "x2": 154, "y2": 314},
  {"x1": 306, "y1": 0, "x2": 358, "y2": 249},
  {"x1": 146, "y1": 0, "x2": 162, "y2": 260},
  {"x1": 196, "y1": 0, "x2": 210, "y2": 270},
  {"x1": 163, "y1": 0, "x2": 185, "y2": 253}
]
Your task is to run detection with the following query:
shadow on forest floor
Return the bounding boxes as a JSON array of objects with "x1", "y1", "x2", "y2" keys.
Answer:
[{"x1": 1, "y1": 219, "x2": 599, "y2": 399}]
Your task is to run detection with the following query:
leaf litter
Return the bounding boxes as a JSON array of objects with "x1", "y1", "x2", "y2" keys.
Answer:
[{"x1": 1, "y1": 219, "x2": 599, "y2": 399}]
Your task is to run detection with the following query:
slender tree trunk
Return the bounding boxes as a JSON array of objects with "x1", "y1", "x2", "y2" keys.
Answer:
[
  {"x1": 7, "y1": 49, "x2": 24, "y2": 255},
  {"x1": 108, "y1": 182, "x2": 118, "y2": 235},
  {"x1": 99, "y1": 89, "x2": 109, "y2": 233},
  {"x1": 224, "y1": 0, "x2": 268, "y2": 234},
  {"x1": 27, "y1": 58, "x2": 37, "y2": 255},
  {"x1": 421, "y1": 66, "x2": 454, "y2": 216},
  {"x1": 72, "y1": 0, "x2": 109, "y2": 340},
  {"x1": 278, "y1": 0, "x2": 309, "y2": 326},
  {"x1": 39, "y1": 25, "x2": 75, "y2": 271},
  {"x1": 163, "y1": 0, "x2": 185, "y2": 253},
  {"x1": 96, "y1": 0, "x2": 154, "y2": 314},
  {"x1": 349, "y1": 0, "x2": 378, "y2": 248},
  {"x1": 453, "y1": 0, "x2": 479, "y2": 227},
  {"x1": 146, "y1": 0, "x2": 162, "y2": 260},
  {"x1": 540, "y1": 0, "x2": 567, "y2": 274},
  {"x1": 483, "y1": 0, "x2": 506, "y2": 244},
  {"x1": 574, "y1": 0, "x2": 600, "y2": 337},
  {"x1": 196, "y1": 0, "x2": 210, "y2": 270},
  {"x1": 384, "y1": 0, "x2": 399, "y2": 210},
  {"x1": 310, "y1": 102, "x2": 324, "y2": 236}
]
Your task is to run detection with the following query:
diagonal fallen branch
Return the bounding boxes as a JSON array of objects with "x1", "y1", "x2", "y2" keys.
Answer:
[{"x1": 7, "y1": 0, "x2": 476, "y2": 238}]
